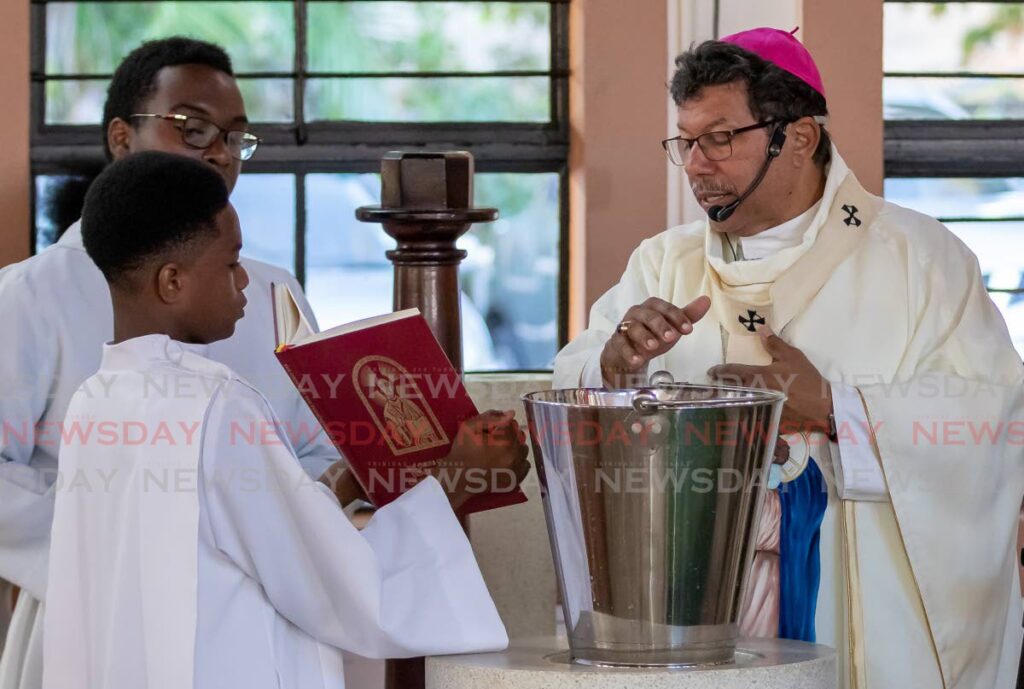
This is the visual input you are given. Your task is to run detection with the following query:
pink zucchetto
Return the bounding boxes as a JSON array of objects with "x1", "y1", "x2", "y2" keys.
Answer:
[{"x1": 720, "y1": 27, "x2": 826, "y2": 99}]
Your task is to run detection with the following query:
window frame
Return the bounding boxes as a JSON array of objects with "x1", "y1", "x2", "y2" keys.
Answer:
[
  {"x1": 883, "y1": 0, "x2": 1024, "y2": 178},
  {"x1": 883, "y1": 0, "x2": 1024, "y2": 308},
  {"x1": 28, "y1": 0, "x2": 572, "y2": 359}
]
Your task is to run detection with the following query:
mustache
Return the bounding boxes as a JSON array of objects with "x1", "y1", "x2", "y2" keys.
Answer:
[{"x1": 690, "y1": 182, "x2": 736, "y2": 197}]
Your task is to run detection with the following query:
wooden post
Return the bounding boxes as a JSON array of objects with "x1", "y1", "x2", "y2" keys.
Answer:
[{"x1": 355, "y1": 151, "x2": 497, "y2": 689}]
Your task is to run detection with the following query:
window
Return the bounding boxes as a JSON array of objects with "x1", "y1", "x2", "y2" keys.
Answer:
[
  {"x1": 884, "y1": 0, "x2": 1024, "y2": 355},
  {"x1": 30, "y1": 0, "x2": 570, "y2": 371}
]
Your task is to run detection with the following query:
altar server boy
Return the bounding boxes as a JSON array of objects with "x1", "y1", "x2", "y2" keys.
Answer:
[{"x1": 43, "y1": 151, "x2": 529, "y2": 689}]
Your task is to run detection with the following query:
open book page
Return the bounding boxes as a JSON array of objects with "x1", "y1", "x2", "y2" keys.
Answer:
[
  {"x1": 272, "y1": 282, "x2": 316, "y2": 349},
  {"x1": 274, "y1": 282, "x2": 421, "y2": 349},
  {"x1": 295, "y1": 309, "x2": 422, "y2": 347}
]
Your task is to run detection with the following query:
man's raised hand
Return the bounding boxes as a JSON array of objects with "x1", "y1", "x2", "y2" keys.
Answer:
[{"x1": 600, "y1": 295, "x2": 712, "y2": 388}]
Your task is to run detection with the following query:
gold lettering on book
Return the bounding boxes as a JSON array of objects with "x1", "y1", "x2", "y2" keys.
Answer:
[{"x1": 353, "y1": 356, "x2": 449, "y2": 456}]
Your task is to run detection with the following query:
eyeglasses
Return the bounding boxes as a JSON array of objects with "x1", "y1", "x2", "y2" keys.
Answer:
[
  {"x1": 130, "y1": 113, "x2": 261, "y2": 161},
  {"x1": 661, "y1": 120, "x2": 777, "y2": 167}
]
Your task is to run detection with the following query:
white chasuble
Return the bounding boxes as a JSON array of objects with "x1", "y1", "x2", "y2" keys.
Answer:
[
  {"x1": 43, "y1": 335, "x2": 507, "y2": 689},
  {"x1": 554, "y1": 147, "x2": 1024, "y2": 689}
]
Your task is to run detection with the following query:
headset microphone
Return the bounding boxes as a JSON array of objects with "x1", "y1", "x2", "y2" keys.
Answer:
[{"x1": 707, "y1": 124, "x2": 788, "y2": 223}]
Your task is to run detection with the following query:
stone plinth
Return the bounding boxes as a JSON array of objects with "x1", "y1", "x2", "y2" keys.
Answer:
[
  {"x1": 464, "y1": 373, "x2": 556, "y2": 639},
  {"x1": 426, "y1": 636, "x2": 837, "y2": 689}
]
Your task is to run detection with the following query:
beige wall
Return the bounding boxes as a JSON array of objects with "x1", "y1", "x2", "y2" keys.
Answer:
[
  {"x1": 0, "y1": 2, "x2": 31, "y2": 266},
  {"x1": 803, "y1": 0, "x2": 884, "y2": 195},
  {"x1": 568, "y1": 0, "x2": 670, "y2": 335}
]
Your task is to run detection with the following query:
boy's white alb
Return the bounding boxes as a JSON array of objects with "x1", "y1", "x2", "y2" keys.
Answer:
[{"x1": 42, "y1": 334, "x2": 506, "y2": 689}]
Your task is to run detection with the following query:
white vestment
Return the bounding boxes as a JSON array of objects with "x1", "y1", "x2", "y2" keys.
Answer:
[
  {"x1": 42, "y1": 335, "x2": 506, "y2": 689},
  {"x1": 0, "y1": 222, "x2": 338, "y2": 689},
  {"x1": 554, "y1": 148, "x2": 1024, "y2": 689}
]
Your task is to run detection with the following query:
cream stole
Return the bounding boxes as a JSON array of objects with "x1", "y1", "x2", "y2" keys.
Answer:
[{"x1": 702, "y1": 172, "x2": 880, "y2": 366}]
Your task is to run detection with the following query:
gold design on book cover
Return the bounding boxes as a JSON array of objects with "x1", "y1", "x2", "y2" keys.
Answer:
[{"x1": 353, "y1": 356, "x2": 449, "y2": 456}]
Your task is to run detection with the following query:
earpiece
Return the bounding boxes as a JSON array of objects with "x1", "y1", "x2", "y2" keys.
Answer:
[
  {"x1": 708, "y1": 122, "x2": 789, "y2": 224},
  {"x1": 767, "y1": 124, "x2": 787, "y2": 158}
]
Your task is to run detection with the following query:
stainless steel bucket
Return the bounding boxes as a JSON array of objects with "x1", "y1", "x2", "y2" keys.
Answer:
[{"x1": 522, "y1": 384, "x2": 785, "y2": 667}]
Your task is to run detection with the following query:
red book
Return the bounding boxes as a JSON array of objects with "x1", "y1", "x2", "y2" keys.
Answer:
[{"x1": 272, "y1": 283, "x2": 526, "y2": 514}]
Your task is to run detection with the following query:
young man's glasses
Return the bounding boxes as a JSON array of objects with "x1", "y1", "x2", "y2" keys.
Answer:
[
  {"x1": 130, "y1": 113, "x2": 261, "y2": 161},
  {"x1": 661, "y1": 120, "x2": 777, "y2": 167}
]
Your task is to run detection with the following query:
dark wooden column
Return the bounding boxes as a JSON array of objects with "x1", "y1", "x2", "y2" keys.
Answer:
[
  {"x1": 355, "y1": 151, "x2": 497, "y2": 689},
  {"x1": 356, "y1": 152, "x2": 496, "y2": 372}
]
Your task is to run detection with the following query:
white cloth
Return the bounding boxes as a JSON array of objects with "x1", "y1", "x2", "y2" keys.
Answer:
[
  {"x1": 0, "y1": 221, "x2": 338, "y2": 689},
  {"x1": 729, "y1": 201, "x2": 820, "y2": 260},
  {"x1": 831, "y1": 383, "x2": 887, "y2": 502},
  {"x1": 42, "y1": 335, "x2": 506, "y2": 689},
  {"x1": 555, "y1": 148, "x2": 1024, "y2": 688}
]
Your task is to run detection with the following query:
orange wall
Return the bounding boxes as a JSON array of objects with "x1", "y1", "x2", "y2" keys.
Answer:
[
  {"x1": 802, "y1": 0, "x2": 884, "y2": 195},
  {"x1": 0, "y1": 1, "x2": 31, "y2": 266},
  {"x1": 569, "y1": 0, "x2": 670, "y2": 335}
]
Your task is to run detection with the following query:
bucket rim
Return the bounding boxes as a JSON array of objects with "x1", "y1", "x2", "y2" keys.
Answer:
[{"x1": 520, "y1": 383, "x2": 786, "y2": 411}]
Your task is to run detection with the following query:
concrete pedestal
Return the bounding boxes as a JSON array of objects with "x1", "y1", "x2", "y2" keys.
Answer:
[
  {"x1": 464, "y1": 373, "x2": 556, "y2": 639},
  {"x1": 426, "y1": 636, "x2": 836, "y2": 689}
]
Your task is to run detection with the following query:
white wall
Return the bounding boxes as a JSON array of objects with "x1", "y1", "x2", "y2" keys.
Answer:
[{"x1": 717, "y1": 0, "x2": 801, "y2": 37}]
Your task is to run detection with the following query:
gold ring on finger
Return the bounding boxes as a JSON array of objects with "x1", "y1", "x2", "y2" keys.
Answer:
[{"x1": 616, "y1": 320, "x2": 633, "y2": 334}]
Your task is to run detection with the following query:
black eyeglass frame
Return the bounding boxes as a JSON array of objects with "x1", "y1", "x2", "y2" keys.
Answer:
[
  {"x1": 661, "y1": 120, "x2": 779, "y2": 167},
  {"x1": 129, "y1": 113, "x2": 262, "y2": 161}
]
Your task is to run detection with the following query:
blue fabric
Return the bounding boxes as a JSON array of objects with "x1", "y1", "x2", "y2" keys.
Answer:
[{"x1": 777, "y1": 457, "x2": 828, "y2": 642}]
